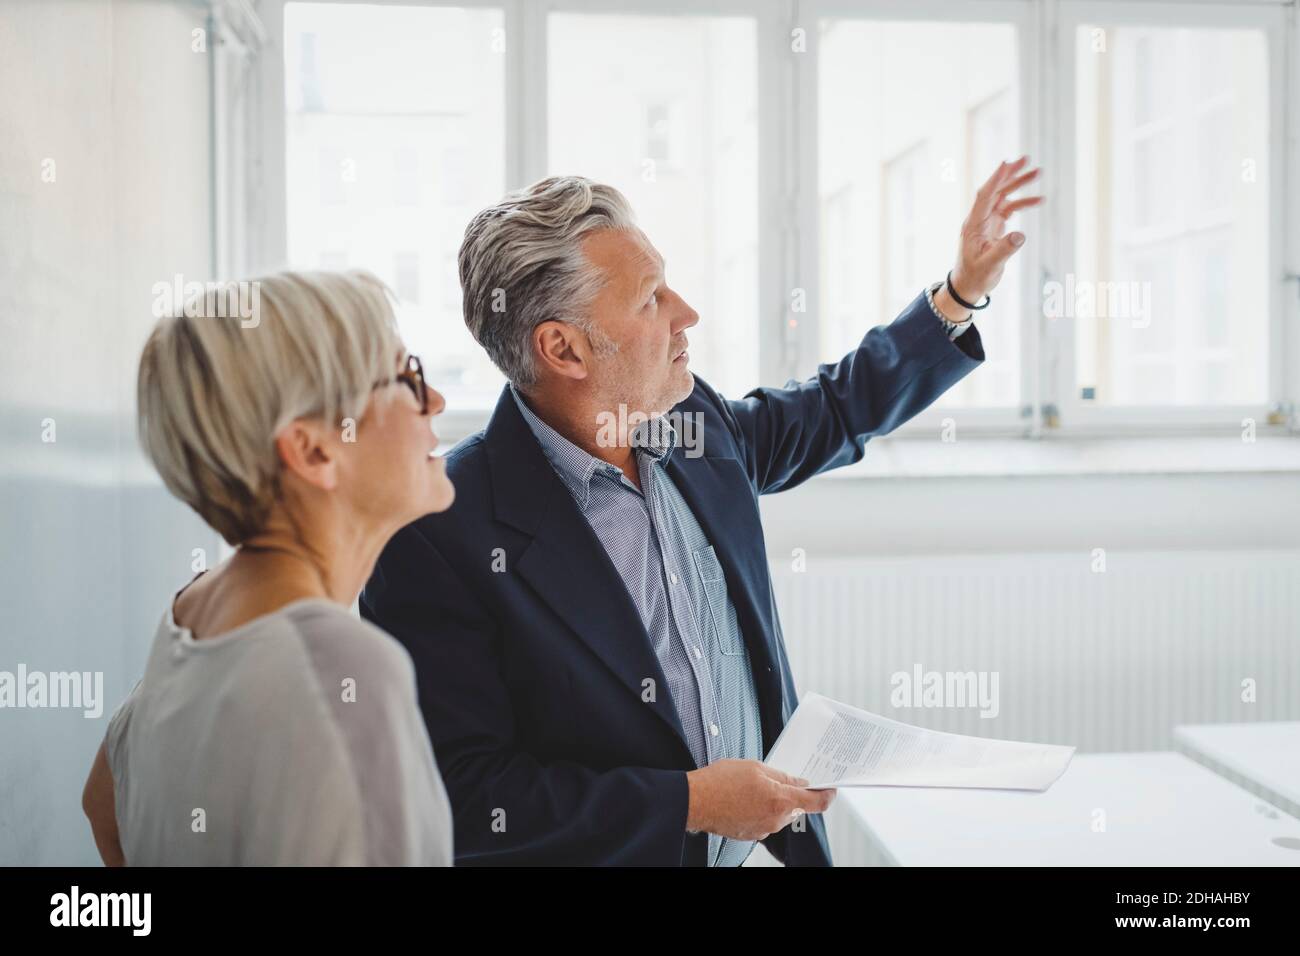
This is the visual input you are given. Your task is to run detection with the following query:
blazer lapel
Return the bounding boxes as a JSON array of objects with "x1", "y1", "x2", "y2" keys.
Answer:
[{"x1": 482, "y1": 388, "x2": 694, "y2": 760}]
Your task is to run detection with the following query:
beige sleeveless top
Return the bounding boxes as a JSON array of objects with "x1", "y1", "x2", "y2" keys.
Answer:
[{"x1": 104, "y1": 593, "x2": 452, "y2": 866}]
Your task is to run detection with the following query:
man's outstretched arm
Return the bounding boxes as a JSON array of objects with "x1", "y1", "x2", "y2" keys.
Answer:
[{"x1": 718, "y1": 157, "x2": 1042, "y2": 495}]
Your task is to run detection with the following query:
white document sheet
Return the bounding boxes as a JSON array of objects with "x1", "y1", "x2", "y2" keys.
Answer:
[{"x1": 765, "y1": 693, "x2": 1075, "y2": 791}]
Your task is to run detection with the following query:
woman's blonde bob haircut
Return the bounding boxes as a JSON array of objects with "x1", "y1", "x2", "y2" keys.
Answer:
[{"x1": 137, "y1": 269, "x2": 404, "y2": 546}]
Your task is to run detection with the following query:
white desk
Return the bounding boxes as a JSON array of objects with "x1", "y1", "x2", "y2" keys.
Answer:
[
  {"x1": 1174, "y1": 722, "x2": 1300, "y2": 820},
  {"x1": 840, "y1": 752, "x2": 1300, "y2": 866}
]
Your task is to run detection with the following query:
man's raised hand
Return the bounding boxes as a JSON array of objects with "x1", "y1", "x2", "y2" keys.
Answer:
[{"x1": 948, "y1": 156, "x2": 1044, "y2": 307}]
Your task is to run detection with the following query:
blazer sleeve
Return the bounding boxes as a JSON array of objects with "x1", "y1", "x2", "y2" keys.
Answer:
[
  {"x1": 719, "y1": 289, "x2": 984, "y2": 495},
  {"x1": 361, "y1": 521, "x2": 691, "y2": 866}
]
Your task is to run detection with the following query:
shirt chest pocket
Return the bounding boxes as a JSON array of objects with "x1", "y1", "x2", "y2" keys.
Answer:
[{"x1": 691, "y1": 545, "x2": 745, "y2": 656}]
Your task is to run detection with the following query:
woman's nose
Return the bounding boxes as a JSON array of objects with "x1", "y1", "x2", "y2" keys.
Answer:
[{"x1": 426, "y1": 387, "x2": 446, "y2": 417}]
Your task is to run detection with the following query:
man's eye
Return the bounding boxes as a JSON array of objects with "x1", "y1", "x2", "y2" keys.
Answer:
[{"x1": 645, "y1": 291, "x2": 658, "y2": 309}]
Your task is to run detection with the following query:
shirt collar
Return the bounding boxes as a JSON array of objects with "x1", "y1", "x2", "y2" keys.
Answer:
[{"x1": 509, "y1": 385, "x2": 677, "y2": 507}]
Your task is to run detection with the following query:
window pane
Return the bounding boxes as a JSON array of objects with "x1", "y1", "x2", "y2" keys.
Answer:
[
  {"x1": 819, "y1": 19, "x2": 1022, "y2": 409},
  {"x1": 548, "y1": 14, "x2": 758, "y2": 399},
  {"x1": 284, "y1": 3, "x2": 507, "y2": 410},
  {"x1": 1073, "y1": 24, "x2": 1269, "y2": 406}
]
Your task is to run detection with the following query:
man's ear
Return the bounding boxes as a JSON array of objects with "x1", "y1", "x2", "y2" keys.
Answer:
[
  {"x1": 533, "y1": 320, "x2": 592, "y2": 383},
  {"x1": 274, "y1": 419, "x2": 339, "y2": 492}
]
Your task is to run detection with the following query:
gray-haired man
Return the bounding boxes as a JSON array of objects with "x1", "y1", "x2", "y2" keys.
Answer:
[{"x1": 364, "y1": 162, "x2": 1041, "y2": 865}]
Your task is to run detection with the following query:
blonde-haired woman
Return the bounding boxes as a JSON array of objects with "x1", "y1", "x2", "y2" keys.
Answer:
[{"x1": 81, "y1": 270, "x2": 455, "y2": 866}]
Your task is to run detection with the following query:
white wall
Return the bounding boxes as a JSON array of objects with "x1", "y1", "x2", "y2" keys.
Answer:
[
  {"x1": 747, "y1": 451, "x2": 1300, "y2": 868},
  {"x1": 760, "y1": 464, "x2": 1300, "y2": 559},
  {"x1": 0, "y1": 0, "x2": 218, "y2": 865}
]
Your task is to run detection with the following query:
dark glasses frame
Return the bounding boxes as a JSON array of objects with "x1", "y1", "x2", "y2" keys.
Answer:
[{"x1": 374, "y1": 353, "x2": 428, "y2": 415}]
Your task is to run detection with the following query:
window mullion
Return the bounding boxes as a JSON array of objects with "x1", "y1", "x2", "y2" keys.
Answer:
[{"x1": 512, "y1": 0, "x2": 548, "y2": 188}]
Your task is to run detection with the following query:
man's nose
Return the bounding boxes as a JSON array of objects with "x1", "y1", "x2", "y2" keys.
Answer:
[{"x1": 671, "y1": 290, "x2": 700, "y2": 332}]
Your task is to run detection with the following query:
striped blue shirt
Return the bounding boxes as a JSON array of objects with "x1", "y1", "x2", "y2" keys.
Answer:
[{"x1": 510, "y1": 386, "x2": 763, "y2": 867}]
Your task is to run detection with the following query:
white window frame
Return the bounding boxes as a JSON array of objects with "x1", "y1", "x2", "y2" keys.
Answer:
[
  {"x1": 538, "y1": 0, "x2": 787, "y2": 401},
  {"x1": 245, "y1": 0, "x2": 1299, "y2": 445},
  {"x1": 796, "y1": 0, "x2": 1042, "y2": 438},
  {"x1": 1052, "y1": 0, "x2": 1294, "y2": 436}
]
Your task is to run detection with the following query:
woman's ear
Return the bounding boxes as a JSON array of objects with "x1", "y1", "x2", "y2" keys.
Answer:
[{"x1": 274, "y1": 419, "x2": 339, "y2": 492}]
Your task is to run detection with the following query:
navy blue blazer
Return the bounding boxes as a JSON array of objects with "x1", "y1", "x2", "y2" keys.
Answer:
[{"x1": 362, "y1": 291, "x2": 983, "y2": 866}]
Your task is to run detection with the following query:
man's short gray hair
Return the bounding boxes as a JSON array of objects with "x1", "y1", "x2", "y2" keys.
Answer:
[{"x1": 458, "y1": 175, "x2": 637, "y2": 387}]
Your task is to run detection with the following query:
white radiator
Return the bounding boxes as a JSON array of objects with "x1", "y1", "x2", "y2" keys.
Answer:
[{"x1": 760, "y1": 549, "x2": 1300, "y2": 866}]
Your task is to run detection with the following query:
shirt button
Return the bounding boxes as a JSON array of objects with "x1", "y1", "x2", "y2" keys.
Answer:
[
  {"x1": 693, "y1": 645, "x2": 703, "y2": 659},
  {"x1": 710, "y1": 723, "x2": 720, "y2": 737},
  {"x1": 670, "y1": 572, "x2": 679, "y2": 585}
]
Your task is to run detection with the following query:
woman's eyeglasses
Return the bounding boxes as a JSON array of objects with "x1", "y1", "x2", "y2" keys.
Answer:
[{"x1": 374, "y1": 354, "x2": 428, "y2": 415}]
